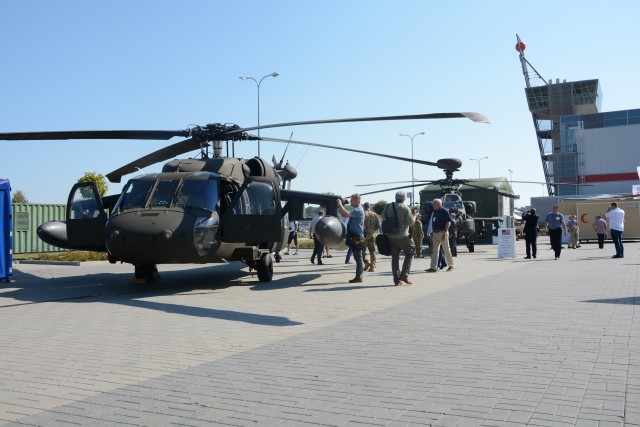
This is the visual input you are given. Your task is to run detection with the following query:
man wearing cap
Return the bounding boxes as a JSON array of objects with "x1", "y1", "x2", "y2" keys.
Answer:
[
  {"x1": 362, "y1": 202, "x2": 380, "y2": 272},
  {"x1": 381, "y1": 191, "x2": 418, "y2": 285}
]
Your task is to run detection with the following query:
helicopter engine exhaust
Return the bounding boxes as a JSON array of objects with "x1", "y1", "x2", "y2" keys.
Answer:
[{"x1": 314, "y1": 216, "x2": 348, "y2": 251}]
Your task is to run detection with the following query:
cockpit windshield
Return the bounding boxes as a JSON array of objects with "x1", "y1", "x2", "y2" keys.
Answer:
[
  {"x1": 174, "y1": 179, "x2": 218, "y2": 211},
  {"x1": 117, "y1": 180, "x2": 154, "y2": 211},
  {"x1": 443, "y1": 193, "x2": 463, "y2": 210},
  {"x1": 114, "y1": 175, "x2": 219, "y2": 213},
  {"x1": 150, "y1": 180, "x2": 180, "y2": 207}
]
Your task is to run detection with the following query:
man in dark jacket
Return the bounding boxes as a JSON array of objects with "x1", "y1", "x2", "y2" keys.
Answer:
[{"x1": 522, "y1": 208, "x2": 539, "y2": 259}]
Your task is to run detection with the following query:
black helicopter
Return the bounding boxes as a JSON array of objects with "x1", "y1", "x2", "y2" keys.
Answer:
[{"x1": 0, "y1": 112, "x2": 489, "y2": 282}]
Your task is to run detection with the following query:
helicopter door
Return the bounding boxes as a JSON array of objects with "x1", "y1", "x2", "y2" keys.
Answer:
[
  {"x1": 221, "y1": 180, "x2": 281, "y2": 243},
  {"x1": 66, "y1": 182, "x2": 107, "y2": 251}
]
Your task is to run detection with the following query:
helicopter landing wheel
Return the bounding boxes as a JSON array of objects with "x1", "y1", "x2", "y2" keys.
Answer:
[
  {"x1": 256, "y1": 253, "x2": 273, "y2": 282},
  {"x1": 467, "y1": 242, "x2": 475, "y2": 253},
  {"x1": 135, "y1": 264, "x2": 158, "y2": 281}
]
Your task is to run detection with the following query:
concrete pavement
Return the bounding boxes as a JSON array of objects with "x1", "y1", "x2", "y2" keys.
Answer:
[{"x1": 0, "y1": 241, "x2": 638, "y2": 426}]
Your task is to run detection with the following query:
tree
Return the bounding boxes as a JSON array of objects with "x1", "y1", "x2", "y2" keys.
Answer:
[
  {"x1": 11, "y1": 190, "x2": 28, "y2": 204},
  {"x1": 373, "y1": 200, "x2": 388, "y2": 215},
  {"x1": 78, "y1": 172, "x2": 108, "y2": 198}
]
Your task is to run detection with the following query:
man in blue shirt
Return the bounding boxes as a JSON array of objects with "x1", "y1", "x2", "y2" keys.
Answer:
[
  {"x1": 337, "y1": 194, "x2": 365, "y2": 283},
  {"x1": 544, "y1": 205, "x2": 567, "y2": 260}
]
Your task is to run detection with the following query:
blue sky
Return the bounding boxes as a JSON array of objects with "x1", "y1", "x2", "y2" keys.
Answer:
[{"x1": 1, "y1": 1, "x2": 639, "y2": 207}]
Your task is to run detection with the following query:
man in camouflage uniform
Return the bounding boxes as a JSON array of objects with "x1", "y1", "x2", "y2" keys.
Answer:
[
  {"x1": 363, "y1": 202, "x2": 380, "y2": 272},
  {"x1": 410, "y1": 208, "x2": 425, "y2": 258}
]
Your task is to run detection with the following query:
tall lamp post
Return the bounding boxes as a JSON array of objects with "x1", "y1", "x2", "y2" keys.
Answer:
[
  {"x1": 239, "y1": 71, "x2": 280, "y2": 157},
  {"x1": 399, "y1": 132, "x2": 425, "y2": 207},
  {"x1": 469, "y1": 156, "x2": 488, "y2": 179}
]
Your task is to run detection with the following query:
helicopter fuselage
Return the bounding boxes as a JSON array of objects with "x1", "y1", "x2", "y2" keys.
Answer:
[{"x1": 37, "y1": 156, "x2": 347, "y2": 281}]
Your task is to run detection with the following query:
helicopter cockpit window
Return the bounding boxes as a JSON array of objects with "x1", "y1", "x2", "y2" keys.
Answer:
[
  {"x1": 70, "y1": 186, "x2": 101, "y2": 219},
  {"x1": 150, "y1": 179, "x2": 180, "y2": 207},
  {"x1": 235, "y1": 181, "x2": 276, "y2": 215},
  {"x1": 174, "y1": 179, "x2": 218, "y2": 211},
  {"x1": 443, "y1": 194, "x2": 463, "y2": 210},
  {"x1": 115, "y1": 179, "x2": 154, "y2": 211}
]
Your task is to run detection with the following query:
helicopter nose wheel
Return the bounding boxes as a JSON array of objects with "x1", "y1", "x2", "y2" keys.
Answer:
[
  {"x1": 135, "y1": 264, "x2": 159, "y2": 281},
  {"x1": 256, "y1": 253, "x2": 274, "y2": 282}
]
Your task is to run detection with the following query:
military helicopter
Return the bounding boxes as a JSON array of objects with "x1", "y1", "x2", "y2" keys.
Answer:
[
  {"x1": 356, "y1": 158, "x2": 513, "y2": 251},
  {"x1": 357, "y1": 158, "x2": 590, "y2": 252},
  {"x1": 0, "y1": 112, "x2": 489, "y2": 282}
]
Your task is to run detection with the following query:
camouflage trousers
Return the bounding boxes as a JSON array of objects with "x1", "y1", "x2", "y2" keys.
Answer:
[
  {"x1": 363, "y1": 235, "x2": 377, "y2": 268},
  {"x1": 413, "y1": 233, "x2": 424, "y2": 257}
]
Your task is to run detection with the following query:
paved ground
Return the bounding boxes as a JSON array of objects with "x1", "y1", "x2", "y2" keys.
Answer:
[{"x1": 0, "y1": 240, "x2": 638, "y2": 426}]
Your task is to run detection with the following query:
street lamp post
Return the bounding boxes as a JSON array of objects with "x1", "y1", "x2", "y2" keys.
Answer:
[
  {"x1": 399, "y1": 132, "x2": 425, "y2": 207},
  {"x1": 469, "y1": 156, "x2": 488, "y2": 179},
  {"x1": 508, "y1": 169, "x2": 514, "y2": 186},
  {"x1": 239, "y1": 72, "x2": 280, "y2": 157}
]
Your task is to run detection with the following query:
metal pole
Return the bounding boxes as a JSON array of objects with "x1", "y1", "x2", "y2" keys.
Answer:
[
  {"x1": 399, "y1": 132, "x2": 425, "y2": 207},
  {"x1": 239, "y1": 72, "x2": 279, "y2": 158},
  {"x1": 470, "y1": 156, "x2": 488, "y2": 179}
]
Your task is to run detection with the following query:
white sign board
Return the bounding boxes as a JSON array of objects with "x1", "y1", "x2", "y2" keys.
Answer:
[{"x1": 497, "y1": 227, "x2": 517, "y2": 258}]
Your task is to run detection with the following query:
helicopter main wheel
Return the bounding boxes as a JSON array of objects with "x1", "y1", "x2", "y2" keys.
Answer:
[
  {"x1": 135, "y1": 264, "x2": 159, "y2": 281},
  {"x1": 467, "y1": 242, "x2": 475, "y2": 253},
  {"x1": 256, "y1": 253, "x2": 273, "y2": 282}
]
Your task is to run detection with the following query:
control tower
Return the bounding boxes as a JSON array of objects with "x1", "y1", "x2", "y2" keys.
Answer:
[{"x1": 516, "y1": 34, "x2": 602, "y2": 196}]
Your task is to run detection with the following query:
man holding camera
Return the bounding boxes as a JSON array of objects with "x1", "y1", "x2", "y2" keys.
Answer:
[
  {"x1": 522, "y1": 208, "x2": 539, "y2": 259},
  {"x1": 337, "y1": 194, "x2": 365, "y2": 283}
]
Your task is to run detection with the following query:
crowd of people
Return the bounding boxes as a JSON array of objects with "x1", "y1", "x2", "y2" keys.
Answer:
[{"x1": 291, "y1": 195, "x2": 626, "y2": 286}]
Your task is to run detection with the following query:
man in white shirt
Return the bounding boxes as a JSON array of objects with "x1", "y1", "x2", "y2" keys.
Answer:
[
  {"x1": 284, "y1": 219, "x2": 299, "y2": 255},
  {"x1": 605, "y1": 202, "x2": 625, "y2": 258}
]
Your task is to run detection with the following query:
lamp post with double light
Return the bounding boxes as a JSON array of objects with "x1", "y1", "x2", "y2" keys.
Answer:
[
  {"x1": 399, "y1": 132, "x2": 425, "y2": 207},
  {"x1": 239, "y1": 72, "x2": 280, "y2": 157},
  {"x1": 469, "y1": 156, "x2": 488, "y2": 179}
]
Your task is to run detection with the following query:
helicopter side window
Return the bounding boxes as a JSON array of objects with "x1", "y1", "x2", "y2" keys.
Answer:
[
  {"x1": 115, "y1": 179, "x2": 154, "y2": 211},
  {"x1": 241, "y1": 181, "x2": 276, "y2": 215},
  {"x1": 174, "y1": 179, "x2": 218, "y2": 211},
  {"x1": 69, "y1": 186, "x2": 101, "y2": 219},
  {"x1": 150, "y1": 179, "x2": 180, "y2": 207}
]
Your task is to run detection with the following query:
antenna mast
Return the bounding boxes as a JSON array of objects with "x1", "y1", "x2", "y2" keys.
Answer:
[{"x1": 515, "y1": 34, "x2": 554, "y2": 196}]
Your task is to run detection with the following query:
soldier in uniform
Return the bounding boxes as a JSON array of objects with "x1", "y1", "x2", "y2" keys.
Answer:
[
  {"x1": 410, "y1": 208, "x2": 425, "y2": 257},
  {"x1": 363, "y1": 202, "x2": 380, "y2": 272}
]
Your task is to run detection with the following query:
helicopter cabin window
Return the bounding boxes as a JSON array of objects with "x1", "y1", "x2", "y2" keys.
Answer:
[
  {"x1": 150, "y1": 180, "x2": 180, "y2": 207},
  {"x1": 70, "y1": 186, "x2": 101, "y2": 219},
  {"x1": 443, "y1": 194, "x2": 463, "y2": 210},
  {"x1": 116, "y1": 179, "x2": 154, "y2": 211},
  {"x1": 174, "y1": 179, "x2": 218, "y2": 211},
  {"x1": 235, "y1": 181, "x2": 276, "y2": 215}
]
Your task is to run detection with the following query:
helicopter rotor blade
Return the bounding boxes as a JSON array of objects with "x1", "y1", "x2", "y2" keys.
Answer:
[
  {"x1": 258, "y1": 136, "x2": 446, "y2": 168},
  {"x1": 0, "y1": 130, "x2": 189, "y2": 141},
  {"x1": 229, "y1": 112, "x2": 490, "y2": 134},
  {"x1": 106, "y1": 138, "x2": 202, "y2": 183},
  {"x1": 462, "y1": 182, "x2": 516, "y2": 198},
  {"x1": 357, "y1": 183, "x2": 425, "y2": 197},
  {"x1": 355, "y1": 179, "x2": 435, "y2": 187},
  {"x1": 507, "y1": 180, "x2": 593, "y2": 186}
]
